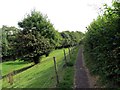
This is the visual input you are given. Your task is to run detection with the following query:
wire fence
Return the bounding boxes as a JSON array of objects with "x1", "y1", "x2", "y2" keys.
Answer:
[{"x1": 1, "y1": 46, "x2": 76, "y2": 88}]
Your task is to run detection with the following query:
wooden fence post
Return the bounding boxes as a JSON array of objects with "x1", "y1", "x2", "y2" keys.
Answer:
[
  {"x1": 63, "y1": 49, "x2": 67, "y2": 65},
  {"x1": 53, "y1": 57, "x2": 59, "y2": 84},
  {"x1": 8, "y1": 71, "x2": 14, "y2": 85}
]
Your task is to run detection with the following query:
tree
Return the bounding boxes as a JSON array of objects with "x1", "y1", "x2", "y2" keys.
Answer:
[
  {"x1": 60, "y1": 31, "x2": 84, "y2": 47},
  {"x1": 60, "y1": 31, "x2": 71, "y2": 47},
  {"x1": 16, "y1": 10, "x2": 59, "y2": 64},
  {"x1": 1, "y1": 25, "x2": 19, "y2": 61},
  {"x1": 18, "y1": 10, "x2": 61, "y2": 48},
  {"x1": 14, "y1": 30, "x2": 52, "y2": 64}
]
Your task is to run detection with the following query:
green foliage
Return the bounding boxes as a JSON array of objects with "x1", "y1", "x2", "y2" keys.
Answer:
[
  {"x1": 14, "y1": 30, "x2": 52, "y2": 64},
  {"x1": 15, "y1": 10, "x2": 64, "y2": 64},
  {"x1": 84, "y1": 1, "x2": 120, "y2": 86},
  {"x1": 18, "y1": 10, "x2": 61, "y2": 48},
  {"x1": 60, "y1": 31, "x2": 84, "y2": 48},
  {"x1": 1, "y1": 26, "x2": 20, "y2": 61},
  {"x1": 1, "y1": 9, "x2": 84, "y2": 64},
  {"x1": 66, "y1": 61, "x2": 74, "y2": 67}
]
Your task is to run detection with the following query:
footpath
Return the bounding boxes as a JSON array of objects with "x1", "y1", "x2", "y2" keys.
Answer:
[{"x1": 74, "y1": 48, "x2": 91, "y2": 88}]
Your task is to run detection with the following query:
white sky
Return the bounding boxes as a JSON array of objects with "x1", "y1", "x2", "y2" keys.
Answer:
[{"x1": 0, "y1": 0, "x2": 112, "y2": 32}]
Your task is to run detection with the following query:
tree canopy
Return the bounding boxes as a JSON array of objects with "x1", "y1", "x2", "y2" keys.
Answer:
[
  {"x1": 1, "y1": 26, "x2": 19, "y2": 61},
  {"x1": 18, "y1": 10, "x2": 61, "y2": 48},
  {"x1": 60, "y1": 31, "x2": 84, "y2": 47}
]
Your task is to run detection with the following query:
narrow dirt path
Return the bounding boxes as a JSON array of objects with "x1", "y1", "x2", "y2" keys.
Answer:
[{"x1": 74, "y1": 48, "x2": 90, "y2": 88}]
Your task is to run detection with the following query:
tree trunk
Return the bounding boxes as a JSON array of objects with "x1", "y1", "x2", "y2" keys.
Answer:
[{"x1": 33, "y1": 54, "x2": 40, "y2": 64}]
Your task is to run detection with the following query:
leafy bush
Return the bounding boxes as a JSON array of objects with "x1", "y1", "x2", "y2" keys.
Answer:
[
  {"x1": 84, "y1": 1, "x2": 120, "y2": 86},
  {"x1": 66, "y1": 61, "x2": 74, "y2": 67}
]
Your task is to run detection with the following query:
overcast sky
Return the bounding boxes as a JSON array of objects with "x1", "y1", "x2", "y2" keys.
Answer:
[{"x1": 0, "y1": 0, "x2": 112, "y2": 32}]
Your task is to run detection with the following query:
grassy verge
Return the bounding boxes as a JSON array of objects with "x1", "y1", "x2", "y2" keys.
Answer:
[
  {"x1": 57, "y1": 46, "x2": 79, "y2": 88},
  {"x1": 2, "y1": 48, "x2": 69, "y2": 88}
]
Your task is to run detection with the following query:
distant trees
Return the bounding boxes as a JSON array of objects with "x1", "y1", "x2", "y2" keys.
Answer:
[
  {"x1": 60, "y1": 31, "x2": 84, "y2": 48},
  {"x1": 1, "y1": 26, "x2": 19, "y2": 61},
  {"x1": 84, "y1": 0, "x2": 120, "y2": 86},
  {"x1": 1, "y1": 10, "x2": 84, "y2": 64}
]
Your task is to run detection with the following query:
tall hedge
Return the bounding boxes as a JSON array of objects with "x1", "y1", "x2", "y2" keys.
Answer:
[{"x1": 84, "y1": 1, "x2": 120, "y2": 86}]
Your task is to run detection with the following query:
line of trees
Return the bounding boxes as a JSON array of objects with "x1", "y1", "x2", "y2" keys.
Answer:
[
  {"x1": 84, "y1": 0, "x2": 120, "y2": 86},
  {"x1": 1, "y1": 10, "x2": 84, "y2": 64}
]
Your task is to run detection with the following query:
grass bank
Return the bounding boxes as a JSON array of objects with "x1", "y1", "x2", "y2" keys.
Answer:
[{"x1": 2, "y1": 48, "x2": 69, "y2": 88}]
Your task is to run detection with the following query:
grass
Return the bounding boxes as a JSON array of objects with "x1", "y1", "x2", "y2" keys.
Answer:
[
  {"x1": 2, "y1": 48, "x2": 70, "y2": 88},
  {"x1": 57, "y1": 46, "x2": 79, "y2": 88},
  {"x1": 1, "y1": 60, "x2": 33, "y2": 76}
]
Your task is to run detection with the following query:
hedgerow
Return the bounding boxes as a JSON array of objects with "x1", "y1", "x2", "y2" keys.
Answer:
[{"x1": 84, "y1": 1, "x2": 120, "y2": 86}]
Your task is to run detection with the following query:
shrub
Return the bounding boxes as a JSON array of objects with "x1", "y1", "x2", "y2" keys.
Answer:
[{"x1": 83, "y1": 1, "x2": 120, "y2": 86}]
